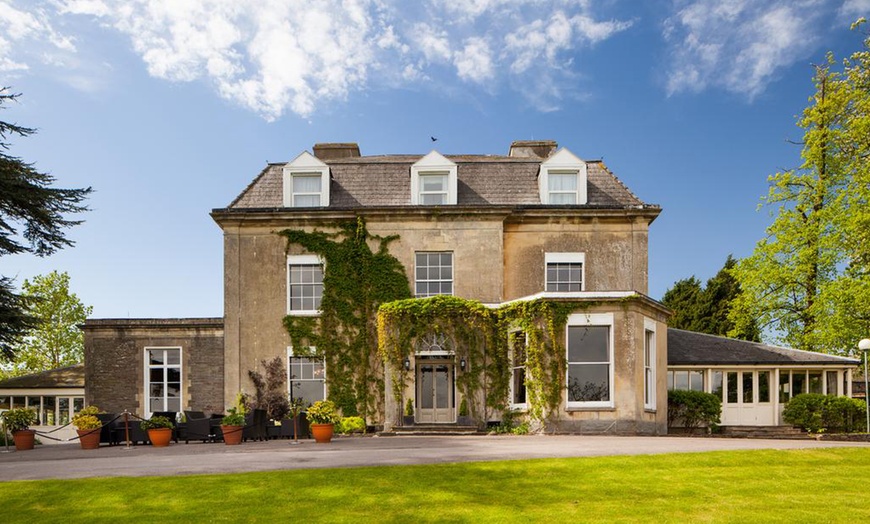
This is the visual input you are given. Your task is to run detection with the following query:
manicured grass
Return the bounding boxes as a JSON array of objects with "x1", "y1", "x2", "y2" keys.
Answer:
[{"x1": 3, "y1": 448, "x2": 869, "y2": 522}]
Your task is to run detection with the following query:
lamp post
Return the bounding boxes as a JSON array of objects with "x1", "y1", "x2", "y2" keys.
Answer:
[{"x1": 859, "y1": 338, "x2": 870, "y2": 434}]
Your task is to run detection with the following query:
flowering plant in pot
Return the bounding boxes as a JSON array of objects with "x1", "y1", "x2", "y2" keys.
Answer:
[
  {"x1": 306, "y1": 400, "x2": 339, "y2": 443},
  {"x1": 72, "y1": 406, "x2": 104, "y2": 450},
  {"x1": 221, "y1": 393, "x2": 247, "y2": 445},
  {"x1": 140, "y1": 415, "x2": 175, "y2": 447},
  {"x1": 1, "y1": 408, "x2": 38, "y2": 450}
]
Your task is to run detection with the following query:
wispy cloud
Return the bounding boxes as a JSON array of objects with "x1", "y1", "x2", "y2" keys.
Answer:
[
  {"x1": 663, "y1": 0, "x2": 828, "y2": 99},
  {"x1": 3, "y1": 0, "x2": 631, "y2": 119}
]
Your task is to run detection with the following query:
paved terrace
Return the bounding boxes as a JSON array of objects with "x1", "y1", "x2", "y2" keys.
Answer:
[{"x1": 2, "y1": 435, "x2": 869, "y2": 481}]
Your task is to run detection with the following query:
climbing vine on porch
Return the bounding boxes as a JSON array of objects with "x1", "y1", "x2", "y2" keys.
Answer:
[{"x1": 280, "y1": 218, "x2": 411, "y2": 422}]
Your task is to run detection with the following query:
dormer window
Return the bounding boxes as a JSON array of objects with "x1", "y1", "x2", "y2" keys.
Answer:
[
  {"x1": 539, "y1": 148, "x2": 587, "y2": 205},
  {"x1": 418, "y1": 172, "x2": 449, "y2": 204},
  {"x1": 411, "y1": 151, "x2": 457, "y2": 205},
  {"x1": 283, "y1": 151, "x2": 330, "y2": 207}
]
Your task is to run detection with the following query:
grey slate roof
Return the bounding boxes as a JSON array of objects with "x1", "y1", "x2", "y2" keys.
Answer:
[
  {"x1": 226, "y1": 155, "x2": 650, "y2": 210},
  {"x1": 0, "y1": 364, "x2": 84, "y2": 389},
  {"x1": 668, "y1": 329, "x2": 860, "y2": 366}
]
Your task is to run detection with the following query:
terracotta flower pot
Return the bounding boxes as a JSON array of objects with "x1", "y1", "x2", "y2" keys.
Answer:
[
  {"x1": 147, "y1": 427, "x2": 173, "y2": 447},
  {"x1": 311, "y1": 423, "x2": 334, "y2": 443},
  {"x1": 221, "y1": 424, "x2": 243, "y2": 445},
  {"x1": 12, "y1": 429, "x2": 36, "y2": 451},
  {"x1": 77, "y1": 428, "x2": 101, "y2": 450}
]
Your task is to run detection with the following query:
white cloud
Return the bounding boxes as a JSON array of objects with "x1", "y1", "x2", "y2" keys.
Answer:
[
  {"x1": 454, "y1": 37, "x2": 494, "y2": 84},
  {"x1": 839, "y1": 0, "x2": 870, "y2": 20},
  {"x1": 5, "y1": 0, "x2": 633, "y2": 118},
  {"x1": 0, "y1": 0, "x2": 76, "y2": 73},
  {"x1": 663, "y1": 0, "x2": 827, "y2": 98}
]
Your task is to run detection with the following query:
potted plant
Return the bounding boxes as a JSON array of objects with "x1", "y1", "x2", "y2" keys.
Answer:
[
  {"x1": 1, "y1": 408, "x2": 38, "y2": 450},
  {"x1": 403, "y1": 398, "x2": 415, "y2": 426},
  {"x1": 140, "y1": 415, "x2": 175, "y2": 447},
  {"x1": 72, "y1": 406, "x2": 104, "y2": 450},
  {"x1": 306, "y1": 400, "x2": 339, "y2": 443},
  {"x1": 220, "y1": 407, "x2": 246, "y2": 445}
]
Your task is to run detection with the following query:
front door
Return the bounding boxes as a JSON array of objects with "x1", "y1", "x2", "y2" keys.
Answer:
[{"x1": 416, "y1": 361, "x2": 454, "y2": 423}]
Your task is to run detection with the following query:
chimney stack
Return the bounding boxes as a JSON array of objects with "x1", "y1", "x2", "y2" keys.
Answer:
[
  {"x1": 313, "y1": 143, "x2": 361, "y2": 160},
  {"x1": 508, "y1": 140, "x2": 558, "y2": 158}
]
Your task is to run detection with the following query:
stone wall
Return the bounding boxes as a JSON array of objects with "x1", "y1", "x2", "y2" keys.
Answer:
[{"x1": 82, "y1": 318, "x2": 224, "y2": 416}]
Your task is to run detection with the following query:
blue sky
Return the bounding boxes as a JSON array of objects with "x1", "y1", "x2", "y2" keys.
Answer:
[{"x1": 0, "y1": 0, "x2": 867, "y2": 319}]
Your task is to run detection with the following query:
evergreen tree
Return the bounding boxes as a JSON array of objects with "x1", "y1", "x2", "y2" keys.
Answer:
[
  {"x1": 662, "y1": 256, "x2": 759, "y2": 341},
  {"x1": 0, "y1": 88, "x2": 92, "y2": 361}
]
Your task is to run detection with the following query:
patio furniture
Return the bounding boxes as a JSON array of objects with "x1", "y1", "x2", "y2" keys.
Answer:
[
  {"x1": 112, "y1": 418, "x2": 148, "y2": 445},
  {"x1": 243, "y1": 409, "x2": 268, "y2": 442},
  {"x1": 95, "y1": 413, "x2": 116, "y2": 445},
  {"x1": 280, "y1": 413, "x2": 310, "y2": 439},
  {"x1": 183, "y1": 410, "x2": 216, "y2": 443}
]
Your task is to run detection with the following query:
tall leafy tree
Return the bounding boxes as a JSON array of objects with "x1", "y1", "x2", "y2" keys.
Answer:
[
  {"x1": 0, "y1": 88, "x2": 92, "y2": 361},
  {"x1": 662, "y1": 256, "x2": 759, "y2": 341},
  {"x1": 730, "y1": 25, "x2": 869, "y2": 354},
  {"x1": 0, "y1": 271, "x2": 92, "y2": 379}
]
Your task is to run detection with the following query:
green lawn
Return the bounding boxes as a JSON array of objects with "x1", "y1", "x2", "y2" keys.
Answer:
[{"x1": 3, "y1": 448, "x2": 869, "y2": 522}]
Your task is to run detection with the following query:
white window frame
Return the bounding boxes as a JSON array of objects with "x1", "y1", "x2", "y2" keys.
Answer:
[
  {"x1": 414, "y1": 251, "x2": 454, "y2": 298},
  {"x1": 287, "y1": 254, "x2": 324, "y2": 315},
  {"x1": 565, "y1": 312, "x2": 614, "y2": 409},
  {"x1": 411, "y1": 151, "x2": 457, "y2": 205},
  {"x1": 538, "y1": 148, "x2": 587, "y2": 205},
  {"x1": 545, "y1": 252, "x2": 585, "y2": 292},
  {"x1": 287, "y1": 347, "x2": 326, "y2": 407},
  {"x1": 509, "y1": 330, "x2": 528, "y2": 410},
  {"x1": 144, "y1": 346, "x2": 182, "y2": 417},
  {"x1": 643, "y1": 317, "x2": 656, "y2": 411},
  {"x1": 282, "y1": 151, "x2": 330, "y2": 207}
]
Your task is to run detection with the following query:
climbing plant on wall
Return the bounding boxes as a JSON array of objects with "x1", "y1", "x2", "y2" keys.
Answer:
[
  {"x1": 377, "y1": 295, "x2": 506, "y2": 423},
  {"x1": 280, "y1": 218, "x2": 411, "y2": 422}
]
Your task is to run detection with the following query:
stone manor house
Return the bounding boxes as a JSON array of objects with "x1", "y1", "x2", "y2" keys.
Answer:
[{"x1": 67, "y1": 140, "x2": 858, "y2": 434}]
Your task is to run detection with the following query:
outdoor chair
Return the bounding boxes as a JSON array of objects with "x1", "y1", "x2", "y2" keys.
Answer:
[
  {"x1": 112, "y1": 418, "x2": 148, "y2": 445},
  {"x1": 183, "y1": 410, "x2": 215, "y2": 443},
  {"x1": 243, "y1": 409, "x2": 268, "y2": 442},
  {"x1": 280, "y1": 413, "x2": 310, "y2": 439},
  {"x1": 96, "y1": 413, "x2": 116, "y2": 445}
]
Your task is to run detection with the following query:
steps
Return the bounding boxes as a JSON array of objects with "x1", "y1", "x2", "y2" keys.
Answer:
[
  {"x1": 385, "y1": 424, "x2": 482, "y2": 436},
  {"x1": 718, "y1": 425, "x2": 812, "y2": 440}
]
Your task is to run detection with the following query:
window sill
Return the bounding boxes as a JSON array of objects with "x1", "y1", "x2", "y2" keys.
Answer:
[
  {"x1": 644, "y1": 408, "x2": 657, "y2": 414},
  {"x1": 287, "y1": 310, "x2": 321, "y2": 317},
  {"x1": 565, "y1": 406, "x2": 615, "y2": 412}
]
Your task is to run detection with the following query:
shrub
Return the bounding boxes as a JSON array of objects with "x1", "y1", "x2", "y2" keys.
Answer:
[
  {"x1": 337, "y1": 416, "x2": 366, "y2": 434},
  {"x1": 667, "y1": 390, "x2": 721, "y2": 433},
  {"x1": 1, "y1": 408, "x2": 38, "y2": 432},
  {"x1": 306, "y1": 400, "x2": 339, "y2": 425},
  {"x1": 72, "y1": 406, "x2": 104, "y2": 430},
  {"x1": 784, "y1": 394, "x2": 867, "y2": 433}
]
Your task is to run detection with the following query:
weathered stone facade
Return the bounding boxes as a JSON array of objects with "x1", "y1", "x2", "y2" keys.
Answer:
[{"x1": 82, "y1": 318, "x2": 224, "y2": 416}]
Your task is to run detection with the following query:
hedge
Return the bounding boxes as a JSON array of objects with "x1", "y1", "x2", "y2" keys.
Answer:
[
  {"x1": 782, "y1": 394, "x2": 866, "y2": 433},
  {"x1": 667, "y1": 390, "x2": 721, "y2": 433}
]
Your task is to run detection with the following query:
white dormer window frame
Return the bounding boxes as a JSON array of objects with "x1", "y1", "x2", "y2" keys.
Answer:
[
  {"x1": 411, "y1": 151, "x2": 457, "y2": 205},
  {"x1": 538, "y1": 148, "x2": 587, "y2": 205},
  {"x1": 283, "y1": 151, "x2": 330, "y2": 207}
]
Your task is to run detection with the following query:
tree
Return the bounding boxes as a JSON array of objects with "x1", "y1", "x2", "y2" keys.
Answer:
[
  {"x1": 0, "y1": 271, "x2": 92, "y2": 379},
  {"x1": 0, "y1": 88, "x2": 92, "y2": 361},
  {"x1": 662, "y1": 256, "x2": 759, "y2": 341},
  {"x1": 730, "y1": 24, "x2": 869, "y2": 354}
]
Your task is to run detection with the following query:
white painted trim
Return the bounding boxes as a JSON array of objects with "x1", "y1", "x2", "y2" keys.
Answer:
[
  {"x1": 283, "y1": 151, "x2": 330, "y2": 207},
  {"x1": 498, "y1": 291, "x2": 638, "y2": 308},
  {"x1": 538, "y1": 147, "x2": 587, "y2": 205},
  {"x1": 287, "y1": 346, "x2": 327, "y2": 404},
  {"x1": 287, "y1": 255, "x2": 324, "y2": 315},
  {"x1": 544, "y1": 252, "x2": 586, "y2": 292},
  {"x1": 643, "y1": 316, "x2": 656, "y2": 411},
  {"x1": 411, "y1": 151, "x2": 457, "y2": 205},
  {"x1": 565, "y1": 312, "x2": 614, "y2": 409},
  {"x1": 508, "y1": 330, "x2": 528, "y2": 411},
  {"x1": 143, "y1": 346, "x2": 183, "y2": 418}
]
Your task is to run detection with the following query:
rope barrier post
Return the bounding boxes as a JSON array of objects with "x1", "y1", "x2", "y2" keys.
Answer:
[{"x1": 123, "y1": 410, "x2": 132, "y2": 450}]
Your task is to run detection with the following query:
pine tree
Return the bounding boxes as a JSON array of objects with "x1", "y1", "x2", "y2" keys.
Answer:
[{"x1": 0, "y1": 88, "x2": 92, "y2": 360}]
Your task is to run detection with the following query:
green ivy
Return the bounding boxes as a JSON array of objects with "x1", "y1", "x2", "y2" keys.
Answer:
[{"x1": 280, "y1": 218, "x2": 411, "y2": 421}]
